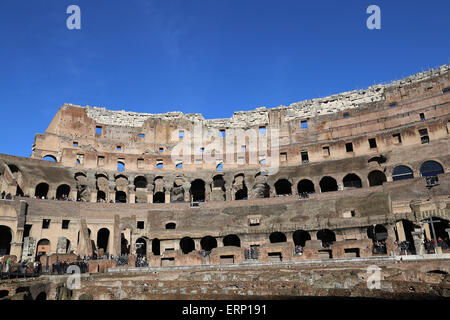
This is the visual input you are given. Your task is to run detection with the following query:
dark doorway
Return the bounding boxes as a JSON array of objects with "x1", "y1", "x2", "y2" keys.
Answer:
[
  {"x1": 136, "y1": 238, "x2": 147, "y2": 256},
  {"x1": 269, "y1": 232, "x2": 287, "y2": 243},
  {"x1": 153, "y1": 192, "x2": 165, "y2": 203},
  {"x1": 152, "y1": 238, "x2": 160, "y2": 256},
  {"x1": 191, "y1": 179, "x2": 206, "y2": 202},
  {"x1": 297, "y1": 179, "x2": 315, "y2": 194},
  {"x1": 56, "y1": 184, "x2": 70, "y2": 200},
  {"x1": 343, "y1": 174, "x2": 362, "y2": 188},
  {"x1": 368, "y1": 170, "x2": 386, "y2": 186},
  {"x1": 35, "y1": 183, "x2": 49, "y2": 198},
  {"x1": 200, "y1": 236, "x2": 217, "y2": 251},
  {"x1": 0, "y1": 226, "x2": 12, "y2": 255},
  {"x1": 180, "y1": 237, "x2": 195, "y2": 254},
  {"x1": 317, "y1": 229, "x2": 336, "y2": 247},
  {"x1": 293, "y1": 230, "x2": 311, "y2": 247},
  {"x1": 275, "y1": 179, "x2": 292, "y2": 196},
  {"x1": 223, "y1": 234, "x2": 241, "y2": 247},
  {"x1": 115, "y1": 191, "x2": 127, "y2": 203},
  {"x1": 97, "y1": 228, "x2": 110, "y2": 254},
  {"x1": 319, "y1": 176, "x2": 338, "y2": 192}
]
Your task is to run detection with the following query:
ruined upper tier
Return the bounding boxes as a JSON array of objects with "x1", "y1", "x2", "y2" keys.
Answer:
[{"x1": 77, "y1": 65, "x2": 449, "y2": 128}]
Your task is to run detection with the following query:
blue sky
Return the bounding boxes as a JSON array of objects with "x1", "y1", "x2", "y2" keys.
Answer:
[{"x1": 0, "y1": 0, "x2": 449, "y2": 158}]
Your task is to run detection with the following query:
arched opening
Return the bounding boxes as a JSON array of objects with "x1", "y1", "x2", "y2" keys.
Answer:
[
  {"x1": 191, "y1": 179, "x2": 205, "y2": 202},
  {"x1": 211, "y1": 175, "x2": 226, "y2": 201},
  {"x1": 97, "y1": 190, "x2": 106, "y2": 202},
  {"x1": 223, "y1": 234, "x2": 240, "y2": 247},
  {"x1": 252, "y1": 173, "x2": 270, "y2": 198},
  {"x1": 120, "y1": 234, "x2": 129, "y2": 255},
  {"x1": 180, "y1": 237, "x2": 195, "y2": 254},
  {"x1": 317, "y1": 229, "x2": 336, "y2": 248},
  {"x1": 297, "y1": 179, "x2": 315, "y2": 195},
  {"x1": 165, "y1": 222, "x2": 176, "y2": 230},
  {"x1": 153, "y1": 192, "x2": 165, "y2": 203},
  {"x1": 136, "y1": 238, "x2": 147, "y2": 256},
  {"x1": 420, "y1": 161, "x2": 444, "y2": 177},
  {"x1": 75, "y1": 172, "x2": 89, "y2": 202},
  {"x1": 200, "y1": 236, "x2": 217, "y2": 251},
  {"x1": 0, "y1": 226, "x2": 12, "y2": 255},
  {"x1": 97, "y1": 228, "x2": 110, "y2": 254},
  {"x1": 367, "y1": 225, "x2": 388, "y2": 254},
  {"x1": 134, "y1": 176, "x2": 147, "y2": 189},
  {"x1": 368, "y1": 155, "x2": 386, "y2": 165},
  {"x1": 368, "y1": 170, "x2": 387, "y2": 186},
  {"x1": 56, "y1": 184, "x2": 70, "y2": 200},
  {"x1": 117, "y1": 161, "x2": 125, "y2": 172},
  {"x1": 233, "y1": 174, "x2": 248, "y2": 200},
  {"x1": 274, "y1": 179, "x2": 292, "y2": 196},
  {"x1": 392, "y1": 165, "x2": 414, "y2": 181},
  {"x1": 319, "y1": 176, "x2": 338, "y2": 192},
  {"x1": 134, "y1": 176, "x2": 148, "y2": 203},
  {"x1": 342, "y1": 174, "x2": 362, "y2": 188},
  {"x1": 36, "y1": 239, "x2": 51, "y2": 256},
  {"x1": 293, "y1": 230, "x2": 311, "y2": 247},
  {"x1": 115, "y1": 191, "x2": 127, "y2": 203},
  {"x1": 152, "y1": 238, "x2": 160, "y2": 256},
  {"x1": 171, "y1": 178, "x2": 185, "y2": 203},
  {"x1": 35, "y1": 183, "x2": 49, "y2": 199},
  {"x1": 42, "y1": 155, "x2": 56, "y2": 162},
  {"x1": 269, "y1": 232, "x2": 287, "y2": 243}
]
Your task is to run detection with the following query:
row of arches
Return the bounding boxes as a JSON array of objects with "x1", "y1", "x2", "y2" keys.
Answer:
[{"x1": 29, "y1": 161, "x2": 445, "y2": 201}]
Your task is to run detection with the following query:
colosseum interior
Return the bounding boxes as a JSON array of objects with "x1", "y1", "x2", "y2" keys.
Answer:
[{"x1": 0, "y1": 65, "x2": 449, "y2": 301}]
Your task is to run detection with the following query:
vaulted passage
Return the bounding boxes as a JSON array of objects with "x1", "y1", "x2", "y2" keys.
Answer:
[
  {"x1": 275, "y1": 179, "x2": 292, "y2": 196},
  {"x1": 191, "y1": 179, "x2": 206, "y2": 202},
  {"x1": 115, "y1": 191, "x2": 127, "y2": 203},
  {"x1": 420, "y1": 161, "x2": 444, "y2": 177},
  {"x1": 317, "y1": 229, "x2": 336, "y2": 247},
  {"x1": 120, "y1": 234, "x2": 129, "y2": 255},
  {"x1": 200, "y1": 236, "x2": 217, "y2": 251},
  {"x1": 233, "y1": 174, "x2": 248, "y2": 200},
  {"x1": 136, "y1": 238, "x2": 147, "y2": 256},
  {"x1": 367, "y1": 224, "x2": 388, "y2": 254},
  {"x1": 56, "y1": 184, "x2": 70, "y2": 200},
  {"x1": 269, "y1": 232, "x2": 287, "y2": 243},
  {"x1": 368, "y1": 170, "x2": 386, "y2": 186},
  {"x1": 0, "y1": 226, "x2": 12, "y2": 255},
  {"x1": 97, "y1": 228, "x2": 110, "y2": 254},
  {"x1": 134, "y1": 176, "x2": 148, "y2": 203},
  {"x1": 392, "y1": 165, "x2": 414, "y2": 181},
  {"x1": 297, "y1": 179, "x2": 315, "y2": 194},
  {"x1": 180, "y1": 237, "x2": 195, "y2": 254},
  {"x1": 153, "y1": 192, "x2": 165, "y2": 203},
  {"x1": 36, "y1": 239, "x2": 50, "y2": 256},
  {"x1": 293, "y1": 230, "x2": 311, "y2": 247},
  {"x1": 152, "y1": 238, "x2": 160, "y2": 256},
  {"x1": 223, "y1": 234, "x2": 241, "y2": 247},
  {"x1": 35, "y1": 183, "x2": 49, "y2": 199},
  {"x1": 97, "y1": 191, "x2": 106, "y2": 202},
  {"x1": 342, "y1": 173, "x2": 362, "y2": 188},
  {"x1": 319, "y1": 176, "x2": 338, "y2": 192}
]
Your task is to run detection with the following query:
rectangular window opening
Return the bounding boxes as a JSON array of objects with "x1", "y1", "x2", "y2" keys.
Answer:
[
  {"x1": 95, "y1": 126, "x2": 102, "y2": 135},
  {"x1": 345, "y1": 142, "x2": 354, "y2": 152},
  {"x1": 62, "y1": 220, "x2": 70, "y2": 229},
  {"x1": 137, "y1": 221, "x2": 144, "y2": 229},
  {"x1": 42, "y1": 219, "x2": 50, "y2": 229},
  {"x1": 301, "y1": 120, "x2": 308, "y2": 129},
  {"x1": 368, "y1": 138, "x2": 377, "y2": 149},
  {"x1": 301, "y1": 151, "x2": 309, "y2": 163},
  {"x1": 323, "y1": 146, "x2": 330, "y2": 156}
]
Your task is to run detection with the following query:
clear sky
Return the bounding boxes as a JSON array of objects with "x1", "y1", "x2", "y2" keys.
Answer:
[{"x1": 0, "y1": 0, "x2": 449, "y2": 158}]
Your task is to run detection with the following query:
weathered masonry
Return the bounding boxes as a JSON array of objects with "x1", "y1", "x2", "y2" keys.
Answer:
[{"x1": 0, "y1": 65, "x2": 449, "y2": 267}]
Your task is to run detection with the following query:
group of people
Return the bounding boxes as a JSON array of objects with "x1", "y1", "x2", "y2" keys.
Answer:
[
  {"x1": 0, "y1": 192, "x2": 13, "y2": 200},
  {"x1": 372, "y1": 241, "x2": 387, "y2": 254},
  {"x1": 135, "y1": 255, "x2": 148, "y2": 267},
  {"x1": 51, "y1": 259, "x2": 89, "y2": 274},
  {"x1": 395, "y1": 240, "x2": 415, "y2": 255},
  {"x1": 294, "y1": 245, "x2": 303, "y2": 255},
  {"x1": 0, "y1": 256, "x2": 42, "y2": 276},
  {"x1": 198, "y1": 249, "x2": 211, "y2": 257},
  {"x1": 244, "y1": 247, "x2": 259, "y2": 259}
]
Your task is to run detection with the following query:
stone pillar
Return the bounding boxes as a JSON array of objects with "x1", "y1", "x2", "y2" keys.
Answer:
[
  {"x1": 47, "y1": 187, "x2": 56, "y2": 200},
  {"x1": 90, "y1": 191, "x2": 97, "y2": 203},
  {"x1": 446, "y1": 228, "x2": 450, "y2": 240},
  {"x1": 411, "y1": 231, "x2": 425, "y2": 255},
  {"x1": 164, "y1": 191, "x2": 171, "y2": 203},
  {"x1": 395, "y1": 221, "x2": 406, "y2": 242},
  {"x1": 70, "y1": 190, "x2": 77, "y2": 201},
  {"x1": 182, "y1": 183, "x2": 191, "y2": 202},
  {"x1": 194, "y1": 239, "x2": 201, "y2": 251},
  {"x1": 424, "y1": 223, "x2": 432, "y2": 241},
  {"x1": 226, "y1": 188, "x2": 232, "y2": 202}
]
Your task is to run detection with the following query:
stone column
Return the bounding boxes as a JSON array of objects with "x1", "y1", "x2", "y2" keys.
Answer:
[
  {"x1": 411, "y1": 231, "x2": 425, "y2": 255},
  {"x1": 194, "y1": 239, "x2": 201, "y2": 251},
  {"x1": 446, "y1": 228, "x2": 450, "y2": 240},
  {"x1": 182, "y1": 183, "x2": 191, "y2": 202}
]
